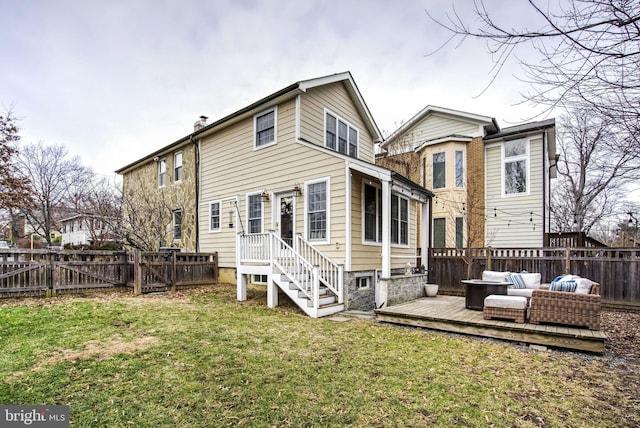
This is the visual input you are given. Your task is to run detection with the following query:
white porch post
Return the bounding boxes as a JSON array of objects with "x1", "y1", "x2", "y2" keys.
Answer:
[
  {"x1": 420, "y1": 201, "x2": 430, "y2": 270},
  {"x1": 381, "y1": 179, "x2": 391, "y2": 278}
]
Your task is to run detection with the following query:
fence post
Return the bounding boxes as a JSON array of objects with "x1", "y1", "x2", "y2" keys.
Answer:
[
  {"x1": 486, "y1": 246, "x2": 492, "y2": 272},
  {"x1": 134, "y1": 250, "x2": 142, "y2": 295},
  {"x1": 46, "y1": 251, "x2": 55, "y2": 298},
  {"x1": 171, "y1": 251, "x2": 177, "y2": 293}
]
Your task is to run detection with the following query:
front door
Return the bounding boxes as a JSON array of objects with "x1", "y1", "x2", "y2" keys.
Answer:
[{"x1": 277, "y1": 194, "x2": 294, "y2": 247}]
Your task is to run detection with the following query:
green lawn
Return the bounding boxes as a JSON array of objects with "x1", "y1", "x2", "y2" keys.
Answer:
[{"x1": 1, "y1": 284, "x2": 637, "y2": 427}]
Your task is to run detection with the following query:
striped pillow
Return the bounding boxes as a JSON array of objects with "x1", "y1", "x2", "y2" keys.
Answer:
[
  {"x1": 550, "y1": 276, "x2": 578, "y2": 292},
  {"x1": 508, "y1": 273, "x2": 526, "y2": 289}
]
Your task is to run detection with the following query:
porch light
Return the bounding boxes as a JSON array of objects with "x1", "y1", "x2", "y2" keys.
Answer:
[
  {"x1": 293, "y1": 183, "x2": 303, "y2": 196},
  {"x1": 228, "y1": 210, "x2": 234, "y2": 229},
  {"x1": 261, "y1": 190, "x2": 270, "y2": 201}
]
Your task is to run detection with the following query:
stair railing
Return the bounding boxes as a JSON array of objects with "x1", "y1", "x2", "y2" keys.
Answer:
[
  {"x1": 270, "y1": 232, "x2": 318, "y2": 304},
  {"x1": 294, "y1": 234, "x2": 344, "y2": 304}
]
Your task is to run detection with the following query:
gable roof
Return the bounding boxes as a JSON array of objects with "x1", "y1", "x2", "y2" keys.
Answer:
[
  {"x1": 116, "y1": 72, "x2": 381, "y2": 174},
  {"x1": 381, "y1": 105, "x2": 499, "y2": 149}
]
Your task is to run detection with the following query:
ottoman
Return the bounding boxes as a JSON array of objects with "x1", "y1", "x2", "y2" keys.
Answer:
[{"x1": 483, "y1": 295, "x2": 528, "y2": 323}]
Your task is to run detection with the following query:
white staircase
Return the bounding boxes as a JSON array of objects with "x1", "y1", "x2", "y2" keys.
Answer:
[{"x1": 238, "y1": 232, "x2": 344, "y2": 318}]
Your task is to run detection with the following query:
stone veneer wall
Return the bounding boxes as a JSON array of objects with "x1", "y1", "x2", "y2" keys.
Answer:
[
  {"x1": 383, "y1": 274, "x2": 429, "y2": 306},
  {"x1": 345, "y1": 271, "x2": 429, "y2": 311}
]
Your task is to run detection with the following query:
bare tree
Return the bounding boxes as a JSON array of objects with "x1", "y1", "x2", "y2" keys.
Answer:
[
  {"x1": 550, "y1": 108, "x2": 640, "y2": 234},
  {"x1": 76, "y1": 176, "x2": 123, "y2": 248},
  {"x1": 0, "y1": 110, "x2": 34, "y2": 212},
  {"x1": 120, "y1": 175, "x2": 177, "y2": 251},
  {"x1": 428, "y1": 0, "x2": 640, "y2": 145},
  {"x1": 16, "y1": 142, "x2": 94, "y2": 245}
]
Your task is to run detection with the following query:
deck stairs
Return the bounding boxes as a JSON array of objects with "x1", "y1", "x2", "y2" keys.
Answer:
[{"x1": 238, "y1": 232, "x2": 344, "y2": 318}]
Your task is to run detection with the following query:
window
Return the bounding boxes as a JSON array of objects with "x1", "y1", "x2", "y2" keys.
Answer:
[
  {"x1": 173, "y1": 210, "x2": 182, "y2": 240},
  {"x1": 455, "y1": 150, "x2": 464, "y2": 188},
  {"x1": 364, "y1": 184, "x2": 380, "y2": 242},
  {"x1": 209, "y1": 201, "x2": 221, "y2": 232},
  {"x1": 325, "y1": 111, "x2": 358, "y2": 157},
  {"x1": 254, "y1": 108, "x2": 276, "y2": 148},
  {"x1": 391, "y1": 195, "x2": 409, "y2": 245},
  {"x1": 248, "y1": 194, "x2": 262, "y2": 234},
  {"x1": 307, "y1": 180, "x2": 327, "y2": 240},
  {"x1": 504, "y1": 139, "x2": 528, "y2": 195},
  {"x1": 433, "y1": 152, "x2": 445, "y2": 189},
  {"x1": 356, "y1": 276, "x2": 371, "y2": 289},
  {"x1": 174, "y1": 152, "x2": 183, "y2": 182},
  {"x1": 158, "y1": 158, "x2": 166, "y2": 187},
  {"x1": 253, "y1": 274, "x2": 268, "y2": 284},
  {"x1": 433, "y1": 218, "x2": 446, "y2": 248},
  {"x1": 455, "y1": 217, "x2": 464, "y2": 249}
]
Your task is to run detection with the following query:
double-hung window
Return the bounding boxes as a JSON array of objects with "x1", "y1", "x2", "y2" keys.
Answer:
[
  {"x1": 391, "y1": 194, "x2": 409, "y2": 245},
  {"x1": 455, "y1": 150, "x2": 464, "y2": 188},
  {"x1": 174, "y1": 152, "x2": 183, "y2": 182},
  {"x1": 307, "y1": 180, "x2": 328, "y2": 241},
  {"x1": 254, "y1": 108, "x2": 277, "y2": 149},
  {"x1": 325, "y1": 111, "x2": 358, "y2": 157},
  {"x1": 158, "y1": 158, "x2": 167, "y2": 187},
  {"x1": 248, "y1": 194, "x2": 262, "y2": 234},
  {"x1": 503, "y1": 139, "x2": 528, "y2": 195},
  {"x1": 173, "y1": 210, "x2": 182, "y2": 240},
  {"x1": 209, "y1": 201, "x2": 221, "y2": 232},
  {"x1": 433, "y1": 152, "x2": 445, "y2": 189}
]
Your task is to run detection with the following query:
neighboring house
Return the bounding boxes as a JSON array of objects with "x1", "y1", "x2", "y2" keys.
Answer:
[
  {"x1": 60, "y1": 214, "x2": 116, "y2": 247},
  {"x1": 117, "y1": 72, "x2": 433, "y2": 317},
  {"x1": 116, "y1": 132, "x2": 198, "y2": 252},
  {"x1": 378, "y1": 106, "x2": 556, "y2": 249}
]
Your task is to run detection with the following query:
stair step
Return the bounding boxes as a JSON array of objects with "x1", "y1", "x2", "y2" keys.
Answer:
[{"x1": 307, "y1": 295, "x2": 336, "y2": 307}]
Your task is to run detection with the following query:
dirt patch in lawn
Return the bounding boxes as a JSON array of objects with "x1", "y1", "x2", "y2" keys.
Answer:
[{"x1": 32, "y1": 335, "x2": 159, "y2": 371}]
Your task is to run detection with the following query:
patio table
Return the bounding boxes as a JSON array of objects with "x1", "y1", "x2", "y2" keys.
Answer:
[{"x1": 462, "y1": 279, "x2": 511, "y2": 310}]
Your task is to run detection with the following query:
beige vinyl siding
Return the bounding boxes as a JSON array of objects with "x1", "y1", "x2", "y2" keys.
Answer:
[
  {"x1": 485, "y1": 135, "x2": 545, "y2": 247},
  {"x1": 299, "y1": 82, "x2": 375, "y2": 162},
  {"x1": 349, "y1": 172, "x2": 418, "y2": 271},
  {"x1": 198, "y1": 97, "x2": 350, "y2": 268},
  {"x1": 396, "y1": 113, "x2": 481, "y2": 150}
]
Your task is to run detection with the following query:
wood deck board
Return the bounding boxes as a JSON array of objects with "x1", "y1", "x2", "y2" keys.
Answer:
[{"x1": 375, "y1": 296, "x2": 606, "y2": 354}]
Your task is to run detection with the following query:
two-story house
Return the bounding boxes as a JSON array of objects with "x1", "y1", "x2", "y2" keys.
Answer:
[
  {"x1": 378, "y1": 106, "x2": 556, "y2": 249},
  {"x1": 117, "y1": 72, "x2": 433, "y2": 317}
]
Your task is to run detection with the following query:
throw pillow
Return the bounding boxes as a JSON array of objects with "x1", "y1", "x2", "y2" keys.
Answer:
[
  {"x1": 508, "y1": 273, "x2": 526, "y2": 289},
  {"x1": 574, "y1": 278, "x2": 594, "y2": 294},
  {"x1": 550, "y1": 275, "x2": 578, "y2": 292}
]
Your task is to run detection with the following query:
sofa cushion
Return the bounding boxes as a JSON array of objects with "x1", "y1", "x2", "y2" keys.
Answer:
[
  {"x1": 484, "y1": 294, "x2": 528, "y2": 310},
  {"x1": 521, "y1": 272, "x2": 541, "y2": 289},
  {"x1": 507, "y1": 288, "x2": 534, "y2": 298},
  {"x1": 482, "y1": 270, "x2": 511, "y2": 282}
]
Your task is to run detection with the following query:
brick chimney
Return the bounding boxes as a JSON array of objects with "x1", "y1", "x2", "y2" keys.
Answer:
[{"x1": 194, "y1": 115, "x2": 208, "y2": 131}]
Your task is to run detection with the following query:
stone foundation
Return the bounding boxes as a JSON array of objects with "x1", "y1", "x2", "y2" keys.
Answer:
[{"x1": 381, "y1": 274, "x2": 429, "y2": 307}]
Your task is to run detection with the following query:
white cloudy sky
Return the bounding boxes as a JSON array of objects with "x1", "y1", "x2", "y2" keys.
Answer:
[{"x1": 1, "y1": 0, "x2": 548, "y2": 178}]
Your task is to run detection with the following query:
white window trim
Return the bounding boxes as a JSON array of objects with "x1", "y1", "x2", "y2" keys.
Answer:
[
  {"x1": 455, "y1": 150, "x2": 464, "y2": 188},
  {"x1": 246, "y1": 192, "x2": 264, "y2": 234},
  {"x1": 158, "y1": 158, "x2": 167, "y2": 188},
  {"x1": 361, "y1": 182, "x2": 410, "y2": 248},
  {"x1": 432, "y1": 151, "x2": 446, "y2": 189},
  {"x1": 174, "y1": 151, "x2": 183, "y2": 183},
  {"x1": 362, "y1": 182, "x2": 381, "y2": 247},
  {"x1": 501, "y1": 138, "x2": 530, "y2": 197},
  {"x1": 208, "y1": 200, "x2": 222, "y2": 233},
  {"x1": 253, "y1": 106, "x2": 278, "y2": 150},
  {"x1": 323, "y1": 108, "x2": 359, "y2": 158},
  {"x1": 172, "y1": 209, "x2": 182, "y2": 241},
  {"x1": 391, "y1": 194, "x2": 410, "y2": 247},
  {"x1": 304, "y1": 177, "x2": 330, "y2": 244}
]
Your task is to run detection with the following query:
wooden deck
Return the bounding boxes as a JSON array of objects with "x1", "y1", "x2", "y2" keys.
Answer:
[{"x1": 375, "y1": 296, "x2": 606, "y2": 354}]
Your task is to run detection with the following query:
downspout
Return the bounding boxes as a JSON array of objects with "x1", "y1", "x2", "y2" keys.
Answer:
[
  {"x1": 542, "y1": 130, "x2": 547, "y2": 245},
  {"x1": 191, "y1": 135, "x2": 200, "y2": 252}
]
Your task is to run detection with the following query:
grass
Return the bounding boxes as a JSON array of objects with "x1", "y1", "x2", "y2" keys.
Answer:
[{"x1": 1, "y1": 284, "x2": 638, "y2": 427}]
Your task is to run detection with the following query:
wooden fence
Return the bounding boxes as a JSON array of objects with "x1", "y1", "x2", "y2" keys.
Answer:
[
  {"x1": 0, "y1": 249, "x2": 218, "y2": 297},
  {"x1": 429, "y1": 247, "x2": 640, "y2": 308}
]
